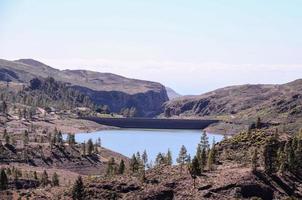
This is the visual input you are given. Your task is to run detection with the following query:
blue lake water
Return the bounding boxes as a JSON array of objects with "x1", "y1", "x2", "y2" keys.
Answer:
[{"x1": 74, "y1": 129, "x2": 223, "y2": 163}]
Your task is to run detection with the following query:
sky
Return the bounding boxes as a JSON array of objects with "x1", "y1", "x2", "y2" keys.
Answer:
[{"x1": 0, "y1": 0, "x2": 302, "y2": 95}]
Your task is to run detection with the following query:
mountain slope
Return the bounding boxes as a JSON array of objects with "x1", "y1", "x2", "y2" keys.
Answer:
[
  {"x1": 0, "y1": 59, "x2": 169, "y2": 117},
  {"x1": 165, "y1": 87, "x2": 181, "y2": 100},
  {"x1": 163, "y1": 80, "x2": 302, "y2": 132}
]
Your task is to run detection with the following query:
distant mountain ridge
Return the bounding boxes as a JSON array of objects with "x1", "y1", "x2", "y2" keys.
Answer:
[
  {"x1": 163, "y1": 80, "x2": 302, "y2": 132},
  {"x1": 0, "y1": 58, "x2": 169, "y2": 117}
]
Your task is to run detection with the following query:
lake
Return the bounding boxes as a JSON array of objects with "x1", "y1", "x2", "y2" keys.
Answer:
[{"x1": 74, "y1": 129, "x2": 223, "y2": 164}]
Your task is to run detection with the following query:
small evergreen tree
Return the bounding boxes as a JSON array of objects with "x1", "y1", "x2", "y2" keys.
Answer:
[
  {"x1": 118, "y1": 160, "x2": 125, "y2": 174},
  {"x1": 0, "y1": 169, "x2": 8, "y2": 190},
  {"x1": 72, "y1": 176, "x2": 85, "y2": 200},
  {"x1": 155, "y1": 152, "x2": 165, "y2": 166},
  {"x1": 177, "y1": 145, "x2": 189, "y2": 173},
  {"x1": 33, "y1": 171, "x2": 38, "y2": 180},
  {"x1": 41, "y1": 170, "x2": 49, "y2": 187},
  {"x1": 263, "y1": 136, "x2": 279, "y2": 174},
  {"x1": 256, "y1": 117, "x2": 262, "y2": 129},
  {"x1": 251, "y1": 148, "x2": 258, "y2": 172},
  {"x1": 106, "y1": 157, "x2": 116, "y2": 176},
  {"x1": 200, "y1": 131, "x2": 210, "y2": 150},
  {"x1": 188, "y1": 156, "x2": 201, "y2": 188},
  {"x1": 129, "y1": 154, "x2": 139, "y2": 173},
  {"x1": 87, "y1": 139, "x2": 93, "y2": 156},
  {"x1": 23, "y1": 130, "x2": 29, "y2": 145},
  {"x1": 52, "y1": 172, "x2": 59, "y2": 186},
  {"x1": 142, "y1": 150, "x2": 148, "y2": 167},
  {"x1": 207, "y1": 146, "x2": 215, "y2": 171},
  {"x1": 166, "y1": 149, "x2": 173, "y2": 165},
  {"x1": 81, "y1": 142, "x2": 86, "y2": 156}
]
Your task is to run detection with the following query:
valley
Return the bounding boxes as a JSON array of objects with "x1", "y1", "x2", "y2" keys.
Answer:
[{"x1": 0, "y1": 58, "x2": 301, "y2": 200}]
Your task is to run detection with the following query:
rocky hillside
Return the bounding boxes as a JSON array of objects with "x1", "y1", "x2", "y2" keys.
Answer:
[
  {"x1": 163, "y1": 80, "x2": 302, "y2": 132},
  {"x1": 0, "y1": 59, "x2": 169, "y2": 117}
]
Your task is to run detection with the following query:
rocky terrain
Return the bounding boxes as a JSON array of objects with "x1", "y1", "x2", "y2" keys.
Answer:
[
  {"x1": 1, "y1": 129, "x2": 299, "y2": 200},
  {"x1": 0, "y1": 58, "x2": 169, "y2": 117},
  {"x1": 163, "y1": 80, "x2": 302, "y2": 134}
]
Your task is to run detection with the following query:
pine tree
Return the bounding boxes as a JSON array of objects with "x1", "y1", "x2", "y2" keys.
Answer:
[
  {"x1": 41, "y1": 170, "x2": 49, "y2": 187},
  {"x1": 200, "y1": 131, "x2": 210, "y2": 150},
  {"x1": 277, "y1": 147, "x2": 286, "y2": 174},
  {"x1": 67, "y1": 134, "x2": 75, "y2": 147},
  {"x1": 196, "y1": 144, "x2": 202, "y2": 163},
  {"x1": 263, "y1": 136, "x2": 279, "y2": 174},
  {"x1": 188, "y1": 156, "x2": 201, "y2": 188},
  {"x1": 87, "y1": 139, "x2": 93, "y2": 156},
  {"x1": 106, "y1": 157, "x2": 116, "y2": 176},
  {"x1": 3, "y1": 129, "x2": 9, "y2": 145},
  {"x1": 177, "y1": 145, "x2": 189, "y2": 173},
  {"x1": 207, "y1": 146, "x2": 215, "y2": 171},
  {"x1": 118, "y1": 160, "x2": 125, "y2": 174},
  {"x1": 286, "y1": 141, "x2": 295, "y2": 172},
  {"x1": 155, "y1": 153, "x2": 165, "y2": 166},
  {"x1": 72, "y1": 176, "x2": 85, "y2": 200},
  {"x1": 256, "y1": 117, "x2": 262, "y2": 129},
  {"x1": 33, "y1": 171, "x2": 38, "y2": 180},
  {"x1": 0, "y1": 169, "x2": 8, "y2": 190},
  {"x1": 136, "y1": 152, "x2": 141, "y2": 165},
  {"x1": 2, "y1": 101, "x2": 7, "y2": 114},
  {"x1": 130, "y1": 154, "x2": 139, "y2": 173},
  {"x1": 56, "y1": 131, "x2": 63, "y2": 146},
  {"x1": 142, "y1": 150, "x2": 148, "y2": 167},
  {"x1": 166, "y1": 149, "x2": 173, "y2": 165},
  {"x1": 81, "y1": 142, "x2": 86, "y2": 156},
  {"x1": 52, "y1": 172, "x2": 59, "y2": 186},
  {"x1": 251, "y1": 148, "x2": 258, "y2": 172},
  {"x1": 23, "y1": 130, "x2": 29, "y2": 145}
]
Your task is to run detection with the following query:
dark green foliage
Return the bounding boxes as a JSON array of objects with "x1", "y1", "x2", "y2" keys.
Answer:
[
  {"x1": 106, "y1": 157, "x2": 117, "y2": 176},
  {"x1": 142, "y1": 150, "x2": 148, "y2": 167},
  {"x1": 166, "y1": 149, "x2": 173, "y2": 166},
  {"x1": 263, "y1": 135, "x2": 279, "y2": 174},
  {"x1": 33, "y1": 171, "x2": 38, "y2": 180},
  {"x1": 118, "y1": 160, "x2": 125, "y2": 175},
  {"x1": 72, "y1": 176, "x2": 85, "y2": 200},
  {"x1": 0, "y1": 169, "x2": 8, "y2": 190},
  {"x1": 177, "y1": 145, "x2": 190, "y2": 172},
  {"x1": 87, "y1": 139, "x2": 93, "y2": 156},
  {"x1": 256, "y1": 117, "x2": 262, "y2": 129},
  {"x1": 200, "y1": 131, "x2": 210, "y2": 150},
  {"x1": 1, "y1": 77, "x2": 94, "y2": 111},
  {"x1": 56, "y1": 129, "x2": 63, "y2": 146},
  {"x1": 130, "y1": 154, "x2": 140, "y2": 173},
  {"x1": 23, "y1": 130, "x2": 29, "y2": 145},
  {"x1": 207, "y1": 146, "x2": 215, "y2": 171},
  {"x1": 52, "y1": 172, "x2": 59, "y2": 186},
  {"x1": 155, "y1": 153, "x2": 166, "y2": 166},
  {"x1": 67, "y1": 134, "x2": 76, "y2": 146},
  {"x1": 1, "y1": 101, "x2": 7, "y2": 114},
  {"x1": 41, "y1": 170, "x2": 49, "y2": 187},
  {"x1": 188, "y1": 156, "x2": 201, "y2": 187},
  {"x1": 251, "y1": 148, "x2": 258, "y2": 172},
  {"x1": 81, "y1": 142, "x2": 86, "y2": 156}
]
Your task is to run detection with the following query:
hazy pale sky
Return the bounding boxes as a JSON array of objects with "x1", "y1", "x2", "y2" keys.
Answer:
[{"x1": 0, "y1": 0, "x2": 302, "y2": 94}]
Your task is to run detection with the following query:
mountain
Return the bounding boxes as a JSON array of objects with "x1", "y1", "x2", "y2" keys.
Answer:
[
  {"x1": 0, "y1": 58, "x2": 169, "y2": 117},
  {"x1": 165, "y1": 87, "x2": 181, "y2": 100},
  {"x1": 163, "y1": 80, "x2": 302, "y2": 132}
]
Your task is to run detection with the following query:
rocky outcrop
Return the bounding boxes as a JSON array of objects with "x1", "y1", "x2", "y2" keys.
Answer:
[{"x1": 0, "y1": 58, "x2": 169, "y2": 117}]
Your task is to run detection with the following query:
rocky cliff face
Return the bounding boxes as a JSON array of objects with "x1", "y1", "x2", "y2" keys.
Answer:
[{"x1": 0, "y1": 58, "x2": 169, "y2": 117}]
